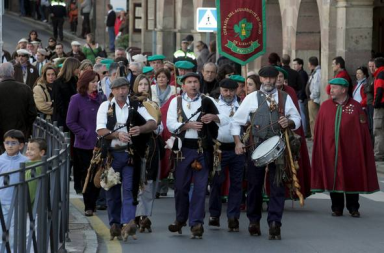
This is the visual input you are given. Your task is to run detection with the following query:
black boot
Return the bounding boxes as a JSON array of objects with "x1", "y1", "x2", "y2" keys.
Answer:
[
  {"x1": 168, "y1": 221, "x2": 186, "y2": 234},
  {"x1": 228, "y1": 218, "x2": 239, "y2": 232},
  {"x1": 268, "y1": 221, "x2": 281, "y2": 240},
  {"x1": 110, "y1": 223, "x2": 122, "y2": 240},
  {"x1": 208, "y1": 217, "x2": 220, "y2": 227},
  {"x1": 248, "y1": 221, "x2": 261, "y2": 236},
  {"x1": 191, "y1": 223, "x2": 204, "y2": 239}
]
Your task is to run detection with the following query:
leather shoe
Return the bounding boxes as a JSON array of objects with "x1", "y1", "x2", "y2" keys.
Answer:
[
  {"x1": 209, "y1": 217, "x2": 220, "y2": 227},
  {"x1": 97, "y1": 205, "x2": 107, "y2": 210},
  {"x1": 248, "y1": 221, "x2": 261, "y2": 236},
  {"x1": 191, "y1": 224, "x2": 204, "y2": 239},
  {"x1": 84, "y1": 210, "x2": 93, "y2": 216},
  {"x1": 350, "y1": 211, "x2": 360, "y2": 218},
  {"x1": 268, "y1": 221, "x2": 281, "y2": 240},
  {"x1": 332, "y1": 211, "x2": 343, "y2": 217},
  {"x1": 110, "y1": 223, "x2": 121, "y2": 240},
  {"x1": 228, "y1": 218, "x2": 239, "y2": 232},
  {"x1": 168, "y1": 221, "x2": 186, "y2": 234}
]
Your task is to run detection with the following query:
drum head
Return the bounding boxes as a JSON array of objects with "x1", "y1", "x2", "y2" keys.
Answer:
[{"x1": 252, "y1": 136, "x2": 280, "y2": 160}]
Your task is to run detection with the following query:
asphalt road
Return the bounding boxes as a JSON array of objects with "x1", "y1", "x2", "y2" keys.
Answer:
[
  {"x1": 70, "y1": 175, "x2": 384, "y2": 253},
  {"x1": 2, "y1": 13, "x2": 71, "y2": 54}
]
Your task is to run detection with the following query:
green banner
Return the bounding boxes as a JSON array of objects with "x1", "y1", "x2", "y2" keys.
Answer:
[{"x1": 226, "y1": 40, "x2": 260, "y2": 55}]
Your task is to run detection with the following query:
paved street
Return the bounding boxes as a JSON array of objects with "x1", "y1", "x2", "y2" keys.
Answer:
[
  {"x1": 2, "y1": 13, "x2": 72, "y2": 54},
  {"x1": 70, "y1": 175, "x2": 384, "y2": 253}
]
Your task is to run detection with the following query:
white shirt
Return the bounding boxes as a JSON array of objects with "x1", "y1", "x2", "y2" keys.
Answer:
[
  {"x1": 230, "y1": 91, "x2": 301, "y2": 136},
  {"x1": 213, "y1": 97, "x2": 237, "y2": 143},
  {"x1": 96, "y1": 97, "x2": 155, "y2": 147},
  {"x1": 353, "y1": 79, "x2": 365, "y2": 103}
]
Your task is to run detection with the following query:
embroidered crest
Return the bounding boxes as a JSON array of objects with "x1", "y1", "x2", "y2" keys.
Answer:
[
  {"x1": 342, "y1": 103, "x2": 354, "y2": 114},
  {"x1": 29, "y1": 68, "x2": 34, "y2": 74}
]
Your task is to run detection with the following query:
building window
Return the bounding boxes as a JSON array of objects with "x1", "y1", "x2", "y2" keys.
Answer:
[{"x1": 134, "y1": 3, "x2": 142, "y2": 33}]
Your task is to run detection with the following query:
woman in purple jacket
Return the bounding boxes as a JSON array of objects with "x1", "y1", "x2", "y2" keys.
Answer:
[{"x1": 67, "y1": 70, "x2": 106, "y2": 216}]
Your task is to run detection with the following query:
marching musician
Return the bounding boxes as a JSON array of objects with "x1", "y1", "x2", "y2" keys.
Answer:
[
  {"x1": 96, "y1": 77, "x2": 157, "y2": 239},
  {"x1": 231, "y1": 66, "x2": 301, "y2": 240},
  {"x1": 166, "y1": 72, "x2": 219, "y2": 238},
  {"x1": 132, "y1": 74, "x2": 163, "y2": 233},
  {"x1": 208, "y1": 78, "x2": 246, "y2": 232}
]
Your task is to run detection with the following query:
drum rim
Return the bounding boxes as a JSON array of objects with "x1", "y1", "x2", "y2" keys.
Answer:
[{"x1": 251, "y1": 136, "x2": 282, "y2": 160}]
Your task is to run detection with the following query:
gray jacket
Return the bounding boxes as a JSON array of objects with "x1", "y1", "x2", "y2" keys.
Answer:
[
  {"x1": 81, "y1": 0, "x2": 92, "y2": 14},
  {"x1": 308, "y1": 66, "x2": 321, "y2": 104}
]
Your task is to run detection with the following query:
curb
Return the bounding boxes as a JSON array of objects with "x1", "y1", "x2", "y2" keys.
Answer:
[
  {"x1": 68, "y1": 202, "x2": 98, "y2": 253},
  {"x1": 6, "y1": 11, "x2": 86, "y2": 45}
]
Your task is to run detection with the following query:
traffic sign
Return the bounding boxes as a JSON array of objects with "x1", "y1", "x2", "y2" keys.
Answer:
[{"x1": 196, "y1": 8, "x2": 217, "y2": 32}]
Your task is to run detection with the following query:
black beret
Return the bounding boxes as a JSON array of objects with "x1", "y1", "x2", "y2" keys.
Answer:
[
  {"x1": 219, "y1": 79, "x2": 238, "y2": 89},
  {"x1": 258, "y1": 66, "x2": 279, "y2": 77},
  {"x1": 180, "y1": 72, "x2": 200, "y2": 83}
]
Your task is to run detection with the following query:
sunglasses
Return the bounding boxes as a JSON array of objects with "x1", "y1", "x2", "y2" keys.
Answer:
[{"x1": 4, "y1": 141, "x2": 20, "y2": 146}]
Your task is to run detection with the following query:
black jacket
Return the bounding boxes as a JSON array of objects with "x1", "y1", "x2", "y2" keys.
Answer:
[
  {"x1": 106, "y1": 10, "x2": 116, "y2": 27},
  {"x1": 282, "y1": 65, "x2": 303, "y2": 94},
  {"x1": 297, "y1": 69, "x2": 309, "y2": 100},
  {"x1": 0, "y1": 79, "x2": 37, "y2": 144},
  {"x1": 52, "y1": 76, "x2": 78, "y2": 131},
  {"x1": 50, "y1": 3, "x2": 67, "y2": 19}
]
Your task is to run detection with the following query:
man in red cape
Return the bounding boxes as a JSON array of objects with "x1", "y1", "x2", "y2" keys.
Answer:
[
  {"x1": 311, "y1": 78, "x2": 379, "y2": 217},
  {"x1": 274, "y1": 67, "x2": 312, "y2": 200}
]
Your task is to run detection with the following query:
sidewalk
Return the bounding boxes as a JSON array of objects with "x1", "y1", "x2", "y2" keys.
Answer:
[{"x1": 7, "y1": 11, "x2": 87, "y2": 46}]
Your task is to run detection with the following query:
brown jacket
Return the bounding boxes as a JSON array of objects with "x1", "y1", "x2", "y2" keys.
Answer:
[
  {"x1": 33, "y1": 82, "x2": 53, "y2": 120},
  {"x1": 14, "y1": 62, "x2": 39, "y2": 89}
]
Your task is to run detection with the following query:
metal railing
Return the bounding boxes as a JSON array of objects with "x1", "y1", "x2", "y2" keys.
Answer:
[{"x1": 0, "y1": 118, "x2": 71, "y2": 253}]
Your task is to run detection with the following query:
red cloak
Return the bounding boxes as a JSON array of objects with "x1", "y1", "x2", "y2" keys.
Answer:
[
  {"x1": 159, "y1": 94, "x2": 177, "y2": 179},
  {"x1": 311, "y1": 98, "x2": 379, "y2": 193},
  {"x1": 265, "y1": 85, "x2": 312, "y2": 200}
]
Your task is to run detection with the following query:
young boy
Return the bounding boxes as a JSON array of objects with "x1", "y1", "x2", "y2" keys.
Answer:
[
  {"x1": 0, "y1": 130, "x2": 28, "y2": 250},
  {"x1": 25, "y1": 138, "x2": 47, "y2": 205}
]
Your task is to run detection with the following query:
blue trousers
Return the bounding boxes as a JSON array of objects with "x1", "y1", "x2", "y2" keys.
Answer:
[
  {"x1": 247, "y1": 161, "x2": 285, "y2": 226},
  {"x1": 209, "y1": 150, "x2": 245, "y2": 219},
  {"x1": 106, "y1": 151, "x2": 136, "y2": 226},
  {"x1": 108, "y1": 27, "x2": 115, "y2": 52},
  {"x1": 174, "y1": 147, "x2": 208, "y2": 227}
]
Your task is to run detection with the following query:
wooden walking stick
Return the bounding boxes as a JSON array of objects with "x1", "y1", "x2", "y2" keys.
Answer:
[{"x1": 284, "y1": 129, "x2": 304, "y2": 207}]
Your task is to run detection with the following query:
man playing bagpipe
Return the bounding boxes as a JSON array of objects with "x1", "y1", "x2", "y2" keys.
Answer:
[
  {"x1": 166, "y1": 72, "x2": 220, "y2": 238},
  {"x1": 96, "y1": 77, "x2": 157, "y2": 239}
]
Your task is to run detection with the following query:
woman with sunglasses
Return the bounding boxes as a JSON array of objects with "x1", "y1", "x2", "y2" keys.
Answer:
[
  {"x1": 28, "y1": 30, "x2": 42, "y2": 45},
  {"x1": 33, "y1": 64, "x2": 57, "y2": 121}
]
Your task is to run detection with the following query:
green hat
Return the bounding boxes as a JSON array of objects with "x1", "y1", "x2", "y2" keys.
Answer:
[
  {"x1": 148, "y1": 54, "x2": 165, "y2": 62},
  {"x1": 58, "y1": 63, "x2": 63, "y2": 68},
  {"x1": 275, "y1": 66, "x2": 288, "y2": 79},
  {"x1": 229, "y1": 75, "x2": 245, "y2": 83},
  {"x1": 143, "y1": 66, "x2": 154, "y2": 74},
  {"x1": 175, "y1": 61, "x2": 195, "y2": 70},
  {"x1": 100, "y1": 58, "x2": 114, "y2": 70},
  {"x1": 329, "y1": 78, "x2": 349, "y2": 87}
]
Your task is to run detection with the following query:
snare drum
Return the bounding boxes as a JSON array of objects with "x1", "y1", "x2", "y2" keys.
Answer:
[{"x1": 251, "y1": 136, "x2": 286, "y2": 167}]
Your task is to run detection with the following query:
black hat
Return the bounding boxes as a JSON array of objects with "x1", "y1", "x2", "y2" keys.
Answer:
[
  {"x1": 180, "y1": 72, "x2": 200, "y2": 83},
  {"x1": 219, "y1": 79, "x2": 238, "y2": 89},
  {"x1": 110, "y1": 77, "x2": 130, "y2": 89},
  {"x1": 258, "y1": 66, "x2": 279, "y2": 77}
]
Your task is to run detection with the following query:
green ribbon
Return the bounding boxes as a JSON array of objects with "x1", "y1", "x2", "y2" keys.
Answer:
[
  {"x1": 333, "y1": 105, "x2": 343, "y2": 191},
  {"x1": 225, "y1": 40, "x2": 260, "y2": 55}
]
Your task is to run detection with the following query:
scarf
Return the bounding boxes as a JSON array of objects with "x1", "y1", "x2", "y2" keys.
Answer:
[{"x1": 156, "y1": 84, "x2": 171, "y2": 107}]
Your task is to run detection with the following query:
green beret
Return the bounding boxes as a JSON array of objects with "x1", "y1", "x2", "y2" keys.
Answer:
[
  {"x1": 259, "y1": 66, "x2": 279, "y2": 77},
  {"x1": 219, "y1": 79, "x2": 238, "y2": 89},
  {"x1": 180, "y1": 72, "x2": 200, "y2": 83},
  {"x1": 110, "y1": 77, "x2": 130, "y2": 89},
  {"x1": 275, "y1": 66, "x2": 288, "y2": 79},
  {"x1": 329, "y1": 78, "x2": 349, "y2": 87},
  {"x1": 229, "y1": 75, "x2": 245, "y2": 83},
  {"x1": 58, "y1": 63, "x2": 63, "y2": 68},
  {"x1": 100, "y1": 59, "x2": 114, "y2": 70},
  {"x1": 143, "y1": 66, "x2": 154, "y2": 74},
  {"x1": 148, "y1": 54, "x2": 165, "y2": 62},
  {"x1": 175, "y1": 61, "x2": 195, "y2": 70}
]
